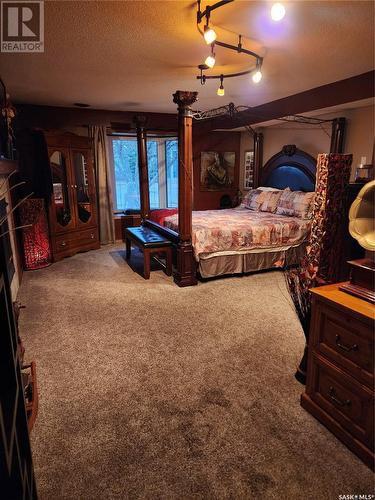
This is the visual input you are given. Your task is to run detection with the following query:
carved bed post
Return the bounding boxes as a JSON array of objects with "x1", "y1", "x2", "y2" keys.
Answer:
[
  {"x1": 253, "y1": 131, "x2": 263, "y2": 188},
  {"x1": 173, "y1": 90, "x2": 198, "y2": 287},
  {"x1": 330, "y1": 117, "x2": 346, "y2": 153},
  {"x1": 134, "y1": 116, "x2": 150, "y2": 221}
]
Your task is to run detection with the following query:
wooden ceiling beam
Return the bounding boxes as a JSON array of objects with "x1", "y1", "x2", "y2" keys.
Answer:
[
  {"x1": 194, "y1": 71, "x2": 375, "y2": 133},
  {"x1": 14, "y1": 104, "x2": 178, "y2": 132}
]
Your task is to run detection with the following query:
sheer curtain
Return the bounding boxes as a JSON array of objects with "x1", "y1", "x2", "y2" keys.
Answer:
[{"x1": 89, "y1": 126, "x2": 115, "y2": 245}]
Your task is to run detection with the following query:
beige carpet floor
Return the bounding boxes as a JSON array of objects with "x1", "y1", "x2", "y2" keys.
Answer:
[{"x1": 19, "y1": 244, "x2": 374, "y2": 500}]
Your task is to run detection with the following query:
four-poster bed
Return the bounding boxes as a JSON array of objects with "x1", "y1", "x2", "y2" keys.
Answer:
[
  {"x1": 132, "y1": 91, "x2": 317, "y2": 286},
  {"x1": 162, "y1": 144, "x2": 316, "y2": 278}
]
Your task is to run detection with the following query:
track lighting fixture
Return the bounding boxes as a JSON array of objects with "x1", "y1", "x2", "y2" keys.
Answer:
[
  {"x1": 203, "y1": 24, "x2": 217, "y2": 44},
  {"x1": 204, "y1": 44, "x2": 216, "y2": 68},
  {"x1": 252, "y1": 70, "x2": 262, "y2": 83},
  {"x1": 217, "y1": 75, "x2": 225, "y2": 96},
  {"x1": 196, "y1": 0, "x2": 264, "y2": 96},
  {"x1": 252, "y1": 60, "x2": 263, "y2": 83}
]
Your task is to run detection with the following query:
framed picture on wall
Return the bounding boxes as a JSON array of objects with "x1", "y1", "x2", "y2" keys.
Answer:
[
  {"x1": 200, "y1": 151, "x2": 235, "y2": 191},
  {"x1": 244, "y1": 151, "x2": 254, "y2": 189}
]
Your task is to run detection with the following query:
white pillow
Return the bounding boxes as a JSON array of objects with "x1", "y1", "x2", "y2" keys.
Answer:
[{"x1": 257, "y1": 186, "x2": 281, "y2": 192}]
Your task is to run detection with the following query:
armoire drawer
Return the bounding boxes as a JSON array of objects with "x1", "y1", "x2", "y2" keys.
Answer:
[
  {"x1": 73, "y1": 228, "x2": 98, "y2": 248},
  {"x1": 312, "y1": 299, "x2": 374, "y2": 387},
  {"x1": 53, "y1": 234, "x2": 71, "y2": 253},
  {"x1": 308, "y1": 354, "x2": 374, "y2": 449},
  {"x1": 52, "y1": 228, "x2": 99, "y2": 258}
]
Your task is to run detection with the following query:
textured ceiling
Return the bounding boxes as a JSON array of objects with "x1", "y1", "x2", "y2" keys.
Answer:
[{"x1": 0, "y1": 0, "x2": 374, "y2": 113}]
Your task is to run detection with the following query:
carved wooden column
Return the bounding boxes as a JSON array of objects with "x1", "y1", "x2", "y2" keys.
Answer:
[
  {"x1": 134, "y1": 116, "x2": 150, "y2": 220},
  {"x1": 173, "y1": 90, "x2": 198, "y2": 287},
  {"x1": 253, "y1": 131, "x2": 263, "y2": 188},
  {"x1": 330, "y1": 117, "x2": 346, "y2": 153}
]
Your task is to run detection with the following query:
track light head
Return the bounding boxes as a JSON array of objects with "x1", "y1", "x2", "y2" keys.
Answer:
[
  {"x1": 252, "y1": 70, "x2": 262, "y2": 83},
  {"x1": 205, "y1": 54, "x2": 216, "y2": 68},
  {"x1": 205, "y1": 44, "x2": 216, "y2": 68},
  {"x1": 204, "y1": 25, "x2": 217, "y2": 44},
  {"x1": 217, "y1": 75, "x2": 225, "y2": 96},
  {"x1": 252, "y1": 60, "x2": 263, "y2": 83}
]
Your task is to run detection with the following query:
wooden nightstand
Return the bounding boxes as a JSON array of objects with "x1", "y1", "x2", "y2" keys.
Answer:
[{"x1": 301, "y1": 283, "x2": 375, "y2": 470}]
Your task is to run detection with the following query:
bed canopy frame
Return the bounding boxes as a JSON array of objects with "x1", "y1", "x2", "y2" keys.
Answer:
[{"x1": 133, "y1": 90, "x2": 345, "y2": 287}]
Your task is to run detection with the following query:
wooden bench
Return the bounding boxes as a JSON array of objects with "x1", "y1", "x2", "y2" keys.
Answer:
[{"x1": 125, "y1": 226, "x2": 173, "y2": 279}]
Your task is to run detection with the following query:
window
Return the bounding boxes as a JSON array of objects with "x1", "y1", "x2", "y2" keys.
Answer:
[
  {"x1": 109, "y1": 137, "x2": 178, "y2": 212},
  {"x1": 147, "y1": 141, "x2": 159, "y2": 209},
  {"x1": 111, "y1": 138, "x2": 139, "y2": 211},
  {"x1": 166, "y1": 140, "x2": 178, "y2": 208}
]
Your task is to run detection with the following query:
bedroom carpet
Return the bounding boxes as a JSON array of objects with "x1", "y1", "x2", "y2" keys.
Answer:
[{"x1": 19, "y1": 245, "x2": 374, "y2": 500}]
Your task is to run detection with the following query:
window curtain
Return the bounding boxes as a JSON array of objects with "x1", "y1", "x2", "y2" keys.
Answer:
[{"x1": 89, "y1": 126, "x2": 115, "y2": 245}]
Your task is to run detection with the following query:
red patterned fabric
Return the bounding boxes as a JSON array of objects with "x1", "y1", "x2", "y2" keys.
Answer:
[
  {"x1": 19, "y1": 199, "x2": 51, "y2": 270},
  {"x1": 149, "y1": 209, "x2": 178, "y2": 226}
]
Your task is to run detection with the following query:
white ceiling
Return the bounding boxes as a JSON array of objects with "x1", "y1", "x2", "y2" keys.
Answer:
[{"x1": 0, "y1": 1, "x2": 374, "y2": 113}]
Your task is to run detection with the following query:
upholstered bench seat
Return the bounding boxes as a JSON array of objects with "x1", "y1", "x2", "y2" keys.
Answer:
[
  {"x1": 126, "y1": 227, "x2": 172, "y2": 248},
  {"x1": 125, "y1": 226, "x2": 173, "y2": 279}
]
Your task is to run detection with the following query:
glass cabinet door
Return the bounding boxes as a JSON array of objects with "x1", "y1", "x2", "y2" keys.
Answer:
[
  {"x1": 50, "y1": 150, "x2": 73, "y2": 229},
  {"x1": 72, "y1": 151, "x2": 94, "y2": 226}
]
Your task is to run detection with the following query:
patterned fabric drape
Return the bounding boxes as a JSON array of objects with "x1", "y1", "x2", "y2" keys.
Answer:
[
  {"x1": 285, "y1": 153, "x2": 352, "y2": 383},
  {"x1": 89, "y1": 126, "x2": 115, "y2": 245},
  {"x1": 304, "y1": 153, "x2": 353, "y2": 283}
]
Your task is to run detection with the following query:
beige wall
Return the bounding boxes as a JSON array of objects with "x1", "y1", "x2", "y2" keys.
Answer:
[{"x1": 240, "y1": 104, "x2": 374, "y2": 189}]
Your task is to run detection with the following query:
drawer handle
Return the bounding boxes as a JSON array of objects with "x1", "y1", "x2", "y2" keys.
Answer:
[
  {"x1": 90, "y1": 233, "x2": 94, "y2": 239},
  {"x1": 60, "y1": 241, "x2": 67, "y2": 247},
  {"x1": 329, "y1": 386, "x2": 351, "y2": 407},
  {"x1": 335, "y1": 334, "x2": 358, "y2": 353}
]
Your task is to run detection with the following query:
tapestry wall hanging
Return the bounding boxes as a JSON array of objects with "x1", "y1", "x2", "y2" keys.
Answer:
[{"x1": 200, "y1": 151, "x2": 235, "y2": 191}]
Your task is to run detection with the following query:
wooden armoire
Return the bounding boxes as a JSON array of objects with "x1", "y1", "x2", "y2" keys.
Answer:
[{"x1": 45, "y1": 132, "x2": 100, "y2": 261}]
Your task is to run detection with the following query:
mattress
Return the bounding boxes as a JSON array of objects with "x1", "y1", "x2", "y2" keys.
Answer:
[{"x1": 164, "y1": 207, "x2": 311, "y2": 261}]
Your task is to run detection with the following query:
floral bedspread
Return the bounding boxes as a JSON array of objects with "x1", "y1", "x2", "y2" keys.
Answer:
[{"x1": 164, "y1": 208, "x2": 311, "y2": 259}]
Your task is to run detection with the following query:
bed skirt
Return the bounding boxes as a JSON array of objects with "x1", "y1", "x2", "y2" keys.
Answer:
[{"x1": 198, "y1": 244, "x2": 306, "y2": 279}]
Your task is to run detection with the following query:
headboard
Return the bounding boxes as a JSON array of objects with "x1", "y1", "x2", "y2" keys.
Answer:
[{"x1": 260, "y1": 145, "x2": 316, "y2": 192}]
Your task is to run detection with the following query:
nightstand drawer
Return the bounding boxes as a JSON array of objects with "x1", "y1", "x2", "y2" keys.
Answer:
[
  {"x1": 308, "y1": 354, "x2": 374, "y2": 449},
  {"x1": 313, "y1": 299, "x2": 373, "y2": 387}
]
